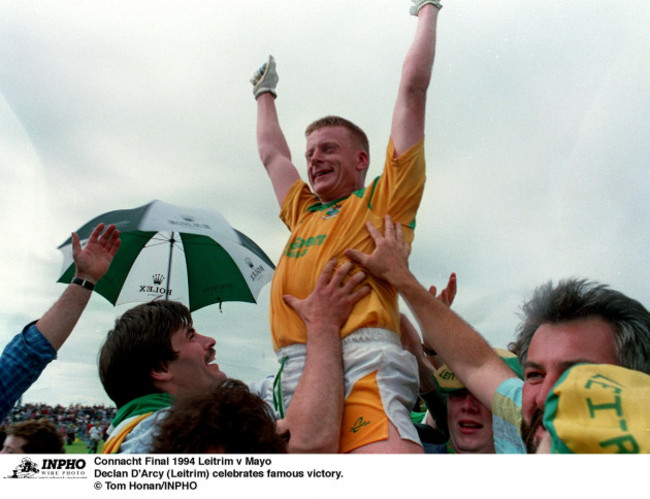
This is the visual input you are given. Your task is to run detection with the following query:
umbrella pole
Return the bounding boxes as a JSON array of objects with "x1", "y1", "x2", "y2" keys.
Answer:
[{"x1": 166, "y1": 232, "x2": 175, "y2": 301}]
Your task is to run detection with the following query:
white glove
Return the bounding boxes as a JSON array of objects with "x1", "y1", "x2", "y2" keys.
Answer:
[
  {"x1": 410, "y1": 0, "x2": 442, "y2": 16},
  {"x1": 250, "y1": 55, "x2": 278, "y2": 99}
]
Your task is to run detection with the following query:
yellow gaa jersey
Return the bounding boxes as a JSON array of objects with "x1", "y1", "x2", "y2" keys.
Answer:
[{"x1": 270, "y1": 138, "x2": 426, "y2": 350}]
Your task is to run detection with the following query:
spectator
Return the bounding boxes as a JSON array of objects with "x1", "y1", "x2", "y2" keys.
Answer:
[
  {"x1": 100, "y1": 260, "x2": 369, "y2": 453},
  {"x1": 535, "y1": 363, "x2": 649, "y2": 453},
  {"x1": 87, "y1": 424, "x2": 102, "y2": 453},
  {"x1": 0, "y1": 224, "x2": 120, "y2": 420},
  {"x1": 151, "y1": 379, "x2": 288, "y2": 453},
  {"x1": 346, "y1": 215, "x2": 650, "y2": 453},
  {"x1": 4, "y1": 402, "x2": 117, "y2": 453},
  {"x1": 423, "y1": 350, "x2": 523, "y2": 453},
  {"x1": 1, "y1": 418, "x2": 64, "y2": 454}
]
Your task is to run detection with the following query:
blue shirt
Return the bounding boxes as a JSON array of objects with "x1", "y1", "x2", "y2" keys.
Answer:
[
  {"x1": 0, "y1": 322, "x2": 57, "y2": 421},
  {"x1": 492, "y1": 377, "x2": 527, "y2": 453}
]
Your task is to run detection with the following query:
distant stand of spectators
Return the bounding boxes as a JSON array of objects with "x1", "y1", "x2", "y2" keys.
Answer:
[{"x1": 2, "y1": 403, "x2": 116, "y2": 452}]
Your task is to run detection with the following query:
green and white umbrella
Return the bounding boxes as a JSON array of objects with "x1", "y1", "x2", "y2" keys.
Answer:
[{"x1": 58, "y1": 200, "x2": 275, "y2": 312}]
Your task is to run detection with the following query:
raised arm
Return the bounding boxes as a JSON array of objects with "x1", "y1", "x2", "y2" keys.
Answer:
[
  {"x1": 251, "y1": 55, "x2": 301, "y2": 206},
  {"x1": 391, "y1": 2, "x2": 441, "y2": 156},
  {"x1": 36, "y1": 223, "x2": 120, "y2": 350},
  {"x1": 0, "y1": 223, "x2": 119, "y2": 420},
  {"x1": 278, "y1": 259, "x2": 370, "y2": 453},
  {"x1": 346, "y1": 216, "x2": 513, "y2": 410}
]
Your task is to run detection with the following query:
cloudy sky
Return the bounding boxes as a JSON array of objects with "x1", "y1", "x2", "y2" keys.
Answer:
[{"x1": 0, "y1": 0, "x2": 648, "y2": 407}]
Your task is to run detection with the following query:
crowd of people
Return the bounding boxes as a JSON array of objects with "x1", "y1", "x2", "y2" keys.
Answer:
[
  {"x1": 1, "y1": 1, "x2": 648, "y2": 455},
  {"x1": 1, "y1": 403, "x2": 115, "y2": 453}
]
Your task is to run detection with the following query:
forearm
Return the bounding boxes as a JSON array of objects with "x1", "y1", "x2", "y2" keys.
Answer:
[
  {"x1": 284, "y1": 324, "x2": 344, "y2": 453},
  {"x1": 392, "y1": 5, "x2": 439, "y2": 153},
  {"x1": 256, "y1": 94, "x2": 300, "y2": 205},
  {"x1": 35, "y1": 284, "x2": 92, "y2": 351},
  {"x1": 400, "y1": 6, "x2": 438, "y2": 97},
  {"x1": 416, "y1": 352, "x2": 438, "y2": 393},
  {"x1": 395, "y1": 273, "x2": 509, "y2": 408},
  {"x1": 256, "y1": 94, "x2": 292, "y2": 167},
  {"x1": 399, "y1": 274, "x2": 491, "y2": 366}
]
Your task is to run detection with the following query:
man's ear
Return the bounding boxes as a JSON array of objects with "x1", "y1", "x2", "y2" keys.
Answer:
[
  {"x1": 356, "y1": 151, "x2": 370, "y2": 171},
  {"x1": 150, "y1": 364, "x2": 171, "y2": 383}
]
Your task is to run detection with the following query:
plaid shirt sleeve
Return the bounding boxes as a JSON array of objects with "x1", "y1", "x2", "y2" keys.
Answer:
[{"x1": 0, "y1": 322, "x2": 57, "y2": 421}]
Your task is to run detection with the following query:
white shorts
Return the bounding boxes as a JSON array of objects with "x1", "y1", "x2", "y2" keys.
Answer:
[{"x1": 271, "y1": 328, "x2": 421, "y2": 453}]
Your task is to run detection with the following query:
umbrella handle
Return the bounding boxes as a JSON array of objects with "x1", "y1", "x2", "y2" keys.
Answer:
[{"x1": 166, "y1": 232, "x2": 176, "y2": 300}]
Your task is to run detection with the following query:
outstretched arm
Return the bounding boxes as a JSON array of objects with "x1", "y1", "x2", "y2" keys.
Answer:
[
  {"x1": 391, "y1": 2, "x2": 441, "y2": 156},
  {"x1": 0, "y1": 223, "x2": 119, "y2": 420},
  {"x1": 251, "y1": 56, "x2": 301, "y2": 207},
  {"x1": 36, "y1": 223, "x2": 121, "y2": 350},
  {"x1": 277, "y1": 259, "x2": 370, "y2": 453},
  {"x1": 346, "y1": 215, "x2": 513, "y2": 410}
]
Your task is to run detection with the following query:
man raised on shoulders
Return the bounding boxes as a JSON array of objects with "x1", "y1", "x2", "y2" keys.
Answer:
[{"x1": 250, "y1": 0, "x2": 442, "y2": 453}]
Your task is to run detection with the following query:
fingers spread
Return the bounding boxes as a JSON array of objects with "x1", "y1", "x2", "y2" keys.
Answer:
[
  {"x1": 448, "y1": 273, "x2": 457, "y2": 298},
  {"x1": 364, "y1": 220, "x2": 382, "y2": 242},
  {"x1": 283, "y1": 294, "x2": 298, "y2": 310},
  {"x1": 344, "y1": 270, "x2": 366, "y2": 290},
  {"x1": 316, "y1": 258, "x2": 338, "y2": 286},
  {"x1": 109, "y1": 236, "x2": 122, "y2": 255},
  {"x1": 100, "y1": 224, "x2": 117, "y2": 242},
  {"x1": 344, "y1": 248, "x2": 365, "y2": 265},
  {"x1": 394, "y1": 219, "x2": 404, "y2": 243},
  {"x1": 349, "y1": 284, "x2": 371, "y2": 303},
  {"x1": 88, "y1": 223, "x2": 105, "y2": 243},
  {"x1": 383, "y1": 214, "x2": 394, "y2": 239},
  {"x1": 71, "y1": 232, "x2": 81, "y2": 254},
  {"x1": 331, "y1": 261, "x2": 354, "y2": 287}
]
